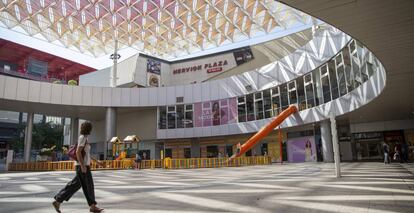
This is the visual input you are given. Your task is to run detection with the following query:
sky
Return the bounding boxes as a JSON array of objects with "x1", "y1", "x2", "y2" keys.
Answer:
[{"x1": 0, "y1": 22, "x2": 314, "y2": 70}]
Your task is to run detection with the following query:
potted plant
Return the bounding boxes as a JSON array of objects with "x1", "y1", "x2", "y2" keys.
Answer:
[{"x1": 39, "y1": 145, "x2": 56, "y2": 161}]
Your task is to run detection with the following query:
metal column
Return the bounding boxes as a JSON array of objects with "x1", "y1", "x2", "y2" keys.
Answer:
[
  {"x1": 70, "y1": 117, "x2": 79, "y2": 145},
  {"x1": 320, "y1": 120, "x2": 334, "y2": 162},
  {"x1": 24, "y1": 112, "x2": 34, "y2": 162},
  {"x1": 330, "y1": 114, "x2": 341, "y2": 178},
  {"x1": 105, "y1": 107, "x2": 117, "y2": 160}
]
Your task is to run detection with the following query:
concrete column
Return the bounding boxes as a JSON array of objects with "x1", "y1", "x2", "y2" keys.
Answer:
[
  {"x1": 330, "y1": 114, "x2": 341, "y2": 178},
  {"x1": 105, "y1": 107, "x2": 117, "y2": 159},
  {"x1": 320, "y1": 120, "x2": 334, "y2": 162},
  {"x1": 70, "y1": 117, "x2": 79, "y2": 145},
  {"x1": 24, "y1": 112, "x2": 34, "y2": 162}
]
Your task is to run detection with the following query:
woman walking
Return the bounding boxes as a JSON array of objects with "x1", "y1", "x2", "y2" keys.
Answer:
[{"x1": 52, "y1": 121, "x2": 104, "y2": 213}]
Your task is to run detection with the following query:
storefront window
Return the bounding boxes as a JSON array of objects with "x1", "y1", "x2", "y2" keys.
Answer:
[
  {"x1": 237, "y1": 97, "x2": 246, "y2": 122},
  {"x1": 342, "y1": 46, "x2": 354, "y2": 92},
  {"x1": 296, "y1": 77, "x2": 305, "y2": 110},
  {"x1": 320, "y1": 64, "x2": 331, "y2": 103},
  {"x1": 207, "y1": 146, "x2": 218, "y2": 158},
  {"x1": 185, "y1": 104, "x2": 193, "y2": 128},
  {"x1": 176, "y1": 105, "x2": 184, "y2": 128},
  {"x1": 246, "y1": 94, "x2": 255, "y2": 121},
  {"x1": 304, "y1": 73, "x2": 315, "y2": 109},
  {"x1": 158, "y1": 106, "x2": 167, "y2": 129},
  {"x1": 328, "y1": 60, "x2": 339, "y2": 100},
  {"x1": 280, "y1": 84, "x2": 289, "y2": 110},
  {"x1": 312, "y1": 67, "x2": 323, "y2": 106},
  {"x1": 263, "y1": 89, "x2": 272, "y2": 118},
  {"x1": 254, "y1": 92, "x2": 264, "y2": 120},
  {"x1": 167, "y1": 106, "x2": 176, "y2": 129},
  {"x1": 184, "y1": 148, "x2": 191, "y2": 158},
  {"x1": 288, "y1": 81, "x2": 297, "y2": 105},
  {"x1": 335, "y1": 53, "x2": 348, "y2": 96},
  {"x1": 271, "y1": 87, "x2": 280, "y2": 116}
]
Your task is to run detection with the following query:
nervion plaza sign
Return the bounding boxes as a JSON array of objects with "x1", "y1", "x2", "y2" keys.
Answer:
[
  {"x1": 164, "y1": 47, "x2": 254, "y2": 86},
  {"x1": 173, "y1": 60, "x2": 229, "y2": 75}
]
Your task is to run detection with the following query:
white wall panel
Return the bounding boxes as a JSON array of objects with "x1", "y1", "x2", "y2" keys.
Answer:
[
  {"x1": 175, "y1": 85, "x2": 184, "y2": 103},
  {"x1": 121, "y1": 88, "x2": 131, "y2": 106},
  {"x1": 139, "y1": 88, "x2": 149, "y2": 106},
  {"x1": 183, "y1": 84, "x2": 193, "y2": 104},
  {"x1": 194, "y1": 127, "x2": 203, "y2": 137},
  {"x1": 202, "y1": 126, "x2": 211, "y2": 137},
  {"x1": 51, "y1": 84, "x2": 63, "y2": 104},
  {"x1": 111, "y1": 89, "x2": 122, "y2": 106},
  {"x1": 28, "y1": 80, "x2": 41, "y2": 102},
  {"x1": 92, "y1": 87, "x2": 103, "y2": 106},
  {"x1": 157, "y1": 129, "x2": 166, "y2": 139},
  {"x1": 201, "y1": 82, "x2": 210, "y2": 101},
  {"x1": 102, "y1": 87, "x2": 112, "y2": 106},
  {"x1": 192, "y1": 84, "x2": 202, "y2": 103},
  {"x1": 82, "y1": 86, "x2": 93, "y2": 106},
  {"x1": 0, "y1": 75, "x2": 5, "y2": 98},
  {"x1": 211, "y1": 126, "x2": 221, "y2": 136},
  {"x1": 130, "y1": 88, "x2": 140, "y2": 105},
  {"x1": 209, "y1": 80, "x2": 220, "y2": 100},
  {"x1": 39, "y1": 82, "x2": 51, "y2": 103},
  {"x1": 4, "y1": 77, "x2": 18, "y2": 100},
  {"x1": 148, "y1": 88, "x2": 157, "y2": 105},
  {"x1": 72, "y1": 86, "x2": 83, "y2": 105},
  {"x1": 176, "y1": 128, "x2": 185, "y2": 138},
  {"x1": 184, "y1": 128, "x2": 194, "y2": 138},
  {"x1": 166, "y1": 87, "x2": 175, "y2": 104},
  {"x1": 157, "y1": 86, "x2": 167, "y2": 105},
  {"x1": 16, "y1": 79, "x2": 29, "y2": 101}
]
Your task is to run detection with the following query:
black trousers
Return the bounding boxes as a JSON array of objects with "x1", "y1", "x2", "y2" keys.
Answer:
[{"x1": 54, "y1": 166, "x2": 97, "y2": 206}]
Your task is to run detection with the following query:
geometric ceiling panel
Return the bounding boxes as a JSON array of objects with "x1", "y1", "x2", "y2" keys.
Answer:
[{"x1": 0, "y1": 0, "x2": 313, "y2": 60}]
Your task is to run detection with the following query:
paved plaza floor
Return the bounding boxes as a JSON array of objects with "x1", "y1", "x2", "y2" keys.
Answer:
[{"x1": 0, "y1": 162, "x2": 413, "y2": 213}]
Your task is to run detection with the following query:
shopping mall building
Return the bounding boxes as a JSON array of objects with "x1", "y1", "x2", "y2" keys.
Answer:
[{"x1": 0, "y1": 0, "x2": 413, "y2": 165}]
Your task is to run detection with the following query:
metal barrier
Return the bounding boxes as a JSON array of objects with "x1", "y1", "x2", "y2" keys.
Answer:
[{"x1": 8, "y1": 156, "x2": 271, "y2": 171}]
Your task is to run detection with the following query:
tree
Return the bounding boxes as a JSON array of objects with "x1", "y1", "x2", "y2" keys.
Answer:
[{"x1": 32, "y1": 122, "x2": 64, "y2": 150}]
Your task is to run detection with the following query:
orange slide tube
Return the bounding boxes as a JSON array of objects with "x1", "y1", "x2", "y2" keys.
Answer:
[{"x1": 234, "y1": 105, "x2": 298, "y2": 158}]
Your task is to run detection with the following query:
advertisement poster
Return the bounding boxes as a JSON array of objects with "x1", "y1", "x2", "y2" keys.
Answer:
[
  {"x1": 146, "y1": 59, "x2": 161, "y2": 87},
  {"x1": 287, "y1": 136, "x2": 316, "y2": 162},
  {"x1": 233, "y1": 47, "x2": 254, "y2": 66},
  {"x1": 146, "y1": 58, "x2": 161, "y2": 75},
  {"x1": 194, "y1": 98, "x2": 237, "y2": 127}
]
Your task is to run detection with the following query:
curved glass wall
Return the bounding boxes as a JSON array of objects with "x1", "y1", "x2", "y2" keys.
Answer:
[{"x1": 158, "y1": 40, "x2": 381, "y2": 130}]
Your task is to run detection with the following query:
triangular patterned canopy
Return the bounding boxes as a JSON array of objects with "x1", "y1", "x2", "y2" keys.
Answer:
[{"x1": 0, "y1": 0, "x2": 312, "y2": 59}]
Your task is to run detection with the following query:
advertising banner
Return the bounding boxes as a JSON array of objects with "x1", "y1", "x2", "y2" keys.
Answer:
[
  {"x1": 233, "y1": 47, "x2": 254, "y2": 66},
  {"x1": 27, "y1": 57, "x2": 48, "y2": 76},
  {"x1": 146, "y1": 58, "x2": 161, "y2": 87},
  {"x1": 287, "y1": 136, "x2": 316, "y2": 162},
  {"x1": 194, "y1": 97, "x2": 237, "y2": 127}
]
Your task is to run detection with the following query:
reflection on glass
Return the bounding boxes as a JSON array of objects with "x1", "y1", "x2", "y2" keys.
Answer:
[
  {"x1": 328, "y1": 60, "x2": 339, "y2": 100},
  {"x1": 167, "y1": 106, "x2": 176, "y2": 129},
  {"x1": 159, "y1": 106, "x2": 167, "y2": 129},
  {"x1": 280, "y1": 84, "x2": 288, "y2": 110},
  {"x1": 312, "y1": 68, "x2": 323, "y2": 106},
  {"x1": 185, "y1": 104, "x2": 193, "y2": 128},
  {"x1": 296, "y1": 77, "x2": 306, "y2": 110},
  {"x1": 263, "y1": 90, "x2": 272, "y2": 118},
  {"x1": 343, "y1": 46, "x2": 354, "y2": 92},
  {"x1": 288, "y1": 81, "x2": 297, "y2": 105},
  {"x1": 254, "y1": 92, "x2": 264, "y2": 120},
  {"x1": 271, "y1": 87, "x2": 280, "y2": 116},
  {"x1": 238, "y1": 97, "x2": 246, "y2": 122},
  {"x1": 304, "y1": 73, "x2": 315, "y2": 109},
  {"x1": 176, "y1": 105, "x2": 184, "y2": 128},
  {"x1": 246, "y1": 94, "x2": 255, "y2": 121}
]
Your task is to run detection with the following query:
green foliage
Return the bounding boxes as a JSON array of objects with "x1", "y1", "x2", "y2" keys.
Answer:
[
  {"x1": 32, "y1": 122, "x2": 64, "y2": 151},
  {"x1": 68, "y1": 80, "x2": 78, "y2": 86}
]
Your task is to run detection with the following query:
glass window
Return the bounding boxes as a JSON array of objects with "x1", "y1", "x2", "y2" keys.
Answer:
[
  {"x1": 312, "y1": 68, "x2": 323, "y2": 106},
  {"x1": 328, "y1": 60, "x2": 339, "y2": 100},
  {"x1": 342, "y1": 46, "x2": 354, "y2": 92},
  {"x1": 304, "y1": 73, "x2": 315, "y2": 109},
  {"x1": 263, "y1": 89, "x2": 272, "y2": 118},
  {"x1": 176, "y1": 105, "x2": 184, "y2": 128},
  {"x1": 336, "y1": 54, "x2": 348, "y2": 96},
  {"x1": 350, "y1": 41, "x2": 362, "y2": 88},
  {"x1": 167, "y1": 106, "x2": 176, "y2": 129},
  {"x1": 184, "y1": 148, "x2": 191, "y2": 158},
  {"x1": 246, "y1": 94, "x2": 255, "y2": 121},
  {"x1": 185, "y1": 104, "x2": 193, "y2": 128},
  {"x1": 237, "y1": 97, "x2": 246, "y2": 122},
  {"x1": 271, "y1": 87, "x2": 280, "y2": 116},
  {"x1": 296, "y1": 77, "x2": 306, "y2": 110},
  {"x1": 254, "y1": 92, "x2": 264, "y2": 120},
  {"x1": 320, "y1": 65, "x2": 331, "y2": 103},
  {"x1": 158, "y1": 106, "x2": 167, "y2": 129},
  {"x1": 280, "y1": 84, "x2": 289, "y2": 110},
  {"x1": 366, "y1": 61, "x2": 375, "y2": 77},
  {"x1": 288, "y1": 81, "x2": 297, "y2": 105}
]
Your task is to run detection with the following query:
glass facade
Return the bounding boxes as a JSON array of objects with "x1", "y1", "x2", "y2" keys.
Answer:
[{"x1": 158, "y1": 40, "x2": 380, "y2": 129}]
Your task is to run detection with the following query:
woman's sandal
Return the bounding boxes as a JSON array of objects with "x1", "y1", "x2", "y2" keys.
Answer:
[{"x1": 52, "y1": 201, "x2": 61, "y2": 213}]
